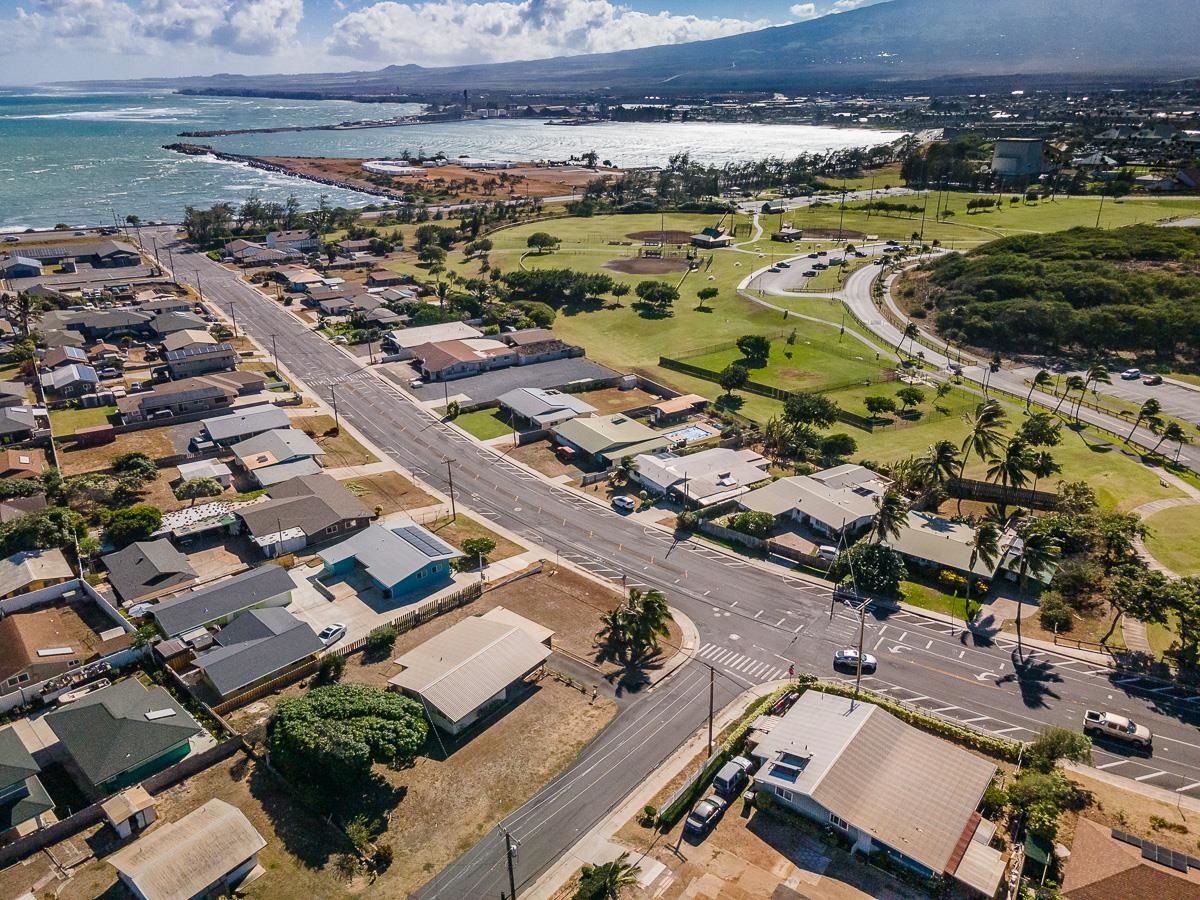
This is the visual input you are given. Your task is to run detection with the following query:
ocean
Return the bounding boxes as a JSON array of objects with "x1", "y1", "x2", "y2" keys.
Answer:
[{"x1": 0, "y1": 89, "x2": 906, "y2": 230}]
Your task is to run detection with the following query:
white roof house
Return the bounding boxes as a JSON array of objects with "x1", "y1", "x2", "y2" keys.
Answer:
[
  {"x1": 634, "y1": 447, "x2": 769, "y2": 507},
  {"x1": 751, "y1": 691, "x2": 1003, "y2": 897},
  {"x1": 888, "y1": 511, "x2": 1017, "y2": 579},
  {"x1": 108, "y1": 798, "x2": 267, "y2": 900},
  {"x1": 389, "y1": 611, "x2": 552, "y2": 734},
  {"x1": 738, "y1": 465, "x2": 892, "y2": 536},
  {"x1": 496, "y1": 387, "x2": 597, "y2": 427},
  {"x1": 387, "y1": 321, "x2": 483, "y2": 350}
]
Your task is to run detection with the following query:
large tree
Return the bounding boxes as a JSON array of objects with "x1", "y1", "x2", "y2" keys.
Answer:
[{"x1": 783, "y1": 391, "x2": 839, "y2": 429}]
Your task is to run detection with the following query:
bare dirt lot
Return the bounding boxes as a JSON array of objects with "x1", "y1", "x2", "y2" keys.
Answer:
[
  {"x1": 578, "y1": 386, "x2": 664, "y2": 415},
  {"x1": 291, "y1": 414, "x2": 378, "y2": 467},
  {"x1": 604, "y1": 257, "x2": 691, "y2": 275},
  {"x1": 339, "y1": 471, "x2": 439, "y2": 515},
  {"x1": 57, "y1": 428, "x2": 178, "y2": 476}
]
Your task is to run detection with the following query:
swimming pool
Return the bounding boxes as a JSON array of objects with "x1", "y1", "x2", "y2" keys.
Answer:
[{"x1": 664, "y1": 424, "x2": 717, "y2": 444}]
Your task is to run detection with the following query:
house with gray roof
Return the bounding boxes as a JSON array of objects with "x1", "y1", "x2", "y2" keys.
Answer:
[
  {"x1": 551, "y1": 413, "x2": 670, "y2": 466},
  {"x1": 39, "y1": 363, "x2": 98, "y2": 398},
  {"x1": 165, "y1": 342, "x2": 237, "y2": 379},
  {"x1": 151, "y1": 564, "x2": 294, "y2": 638},
  {"x1": 318, "y1": 521, "x2": 461, "y2": 600},
  {"x1": 45, "y1": 678, "x2": 203, "y2": 794},
  {"x1": 237, "y1": 474, "x2": 372, "y2": 557},
  {"x1": 103, "y1": 539, "x2": 198, "y2": 605},
  {"x1": 750, "y1": 691, "x2": 1004, "y2": 898},
  {"x1": 149, "y1": 311, "x2": 207, "y2": 337},
  {"x1": 0, "y1": 406, "x2": 36, "y2": 442},
  {"x1": 0, "y1": 725, "x2": 54, "y2": 839},
  {"x1": 0, "y1": 547, "x2": 74, "y2": 600},
  {"x1": 202, "y1": 405, "x2": 291, "y2": 445},
  {"x1": 194, "y1": 607, "x2": 322, "y2": 699},
  {"x1": 634, "y1": 447, "x2": 769, "y2": 508},
  {"x1": 0, "y1": 380, "x2": 27, "y2": 409},
  {"x1": 497, "y1": 386, "x2": 596, "y2": 428},
  {"x1": 42, "y1": 346, "x2": 89, "y2": 370},
  {"x1": 738, "y1": 464, "x2": 893, "y2": 539},
  {"x1": 230, "y1": 427, "x2": 323, "y2": 488},
  {"x1": 0, "y1": 256, "x2": 42, "y2": 279},
  {"x1": 389, "y1": 609, "x2": 552, "y2": 734}
]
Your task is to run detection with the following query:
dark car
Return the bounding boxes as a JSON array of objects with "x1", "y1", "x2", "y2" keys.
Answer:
[
  {"x1": 684, "y1": 795, "x2": 728, "y2": 837},
  {"x1": 1143, "y1": 374, "x2": 1163, "y2": 386}
]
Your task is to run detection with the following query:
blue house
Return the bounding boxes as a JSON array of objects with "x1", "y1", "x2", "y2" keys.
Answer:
[
  {"x1": 318, "y1": 520, "x2": 462, "y2": 600},
  {"x1": 0, "y1": 256, "x2": 43, "y2": 279}
]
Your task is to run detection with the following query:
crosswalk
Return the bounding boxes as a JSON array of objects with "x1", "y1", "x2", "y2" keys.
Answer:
[{"x1": 697, "y1": 642, "x2": 790, "y2": 683}]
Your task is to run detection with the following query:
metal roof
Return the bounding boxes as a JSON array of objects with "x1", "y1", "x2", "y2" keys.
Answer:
[
  {"x1": 552, "y1": 414, "x2": 669, "y2": 458},
  {"x1": 497, "y1": 387, "x2": 596, "y2": 426},
  {"x1": 389, "y1": 614, "x2": 551, "y2": 724},
  {"x1": 108, "y1": 799, "x2": 266, "y2": 900},
  {"x1": 889, "y1": 512, "x2": 1017, "y2": 578},
  {"x1": 202, "y1": 405, "x2": 290, "y2": 442},
  {"x1": 230, "y1": 428, "x2": 323, "y2": 468},
  {"x1": 751, "y1": 691, "x2": 995, "y2": 874},
  {"x1": 318, "y1": 522, "x2": 460, "y2": 590},
  {"x1": 251, "y1": 457, "x2": 323, "y2": 487},
  {"x1": 151, "y1": 564, "x2": 294, "y2": 637},
  {"x1": 194, "y1": 607, "x2": 322, "y2": 697},
  {"x1": 738, "y1": 471, "x2": 886, "y2": 526}
]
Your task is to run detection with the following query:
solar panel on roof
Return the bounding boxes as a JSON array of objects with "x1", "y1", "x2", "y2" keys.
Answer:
[
  {"x1": 393, "y1": 525, "x2": 450, "y2": 558},
  {"x1": 1142, "y1": 843, "x2": 1192, "y2": 873},
  {"x1": 1111, "y1": 829, "x2": 1142, "y2": 848}
]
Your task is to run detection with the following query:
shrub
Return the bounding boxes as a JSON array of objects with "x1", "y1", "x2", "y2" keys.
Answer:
[
  {"x1": 317, "y1": 653, "x2": 346, "y2": 683},
  {"x1": 728, "y1": 511, "x2": 773, "y2": 539},
  {"x1": 676, "y1": 510, "x2": 699, "y2": 531},
  {"x1": 366, "y1": 625, "x2": 398, "y2": 652},
  {"x1": 1038, "y1": 591, "x2": 1075, "y2": 632}
]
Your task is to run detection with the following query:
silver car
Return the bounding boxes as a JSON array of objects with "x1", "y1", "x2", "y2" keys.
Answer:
[{"x1": 833, "y1": 648, "x2": 877, "y2": 673}]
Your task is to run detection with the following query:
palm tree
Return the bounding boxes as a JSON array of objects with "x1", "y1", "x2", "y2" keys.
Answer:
[
  {"x1": 1013, "y1": 527, "x2": 1061, "y2": 656},
  {"x1": 966, "y1": 521, "x2": 1001, "y2": 626},
  {"x1": 957, "y1": 400, "x2": 1007, "y2": 512},
  {"x1": 1025, "y1": 369, "x2": 1052, "y2": 409},
  {"x1": 596, "y1": 607, "x2": 632, "y2": 662},
  {"x1": 986, "y1": 437, "x2": 1033, "y2": 490},
  {"x1": 1151, "y1": 420, "x2": 1190, "y2": 458},
  {"x1": 870, "y1": 489, "x2": 909, "y2": 544},
  {"x1": 1128, "y1": 398, "x2": 1162, "y2": 442},
  {"x1": 628, "y1": 588, "x2": 673, "y2": 662},
  {"x1": 614, "y1": 455, "x2": 638, "y2": 485},
  {"x1": 916, "y1": 439, "x2": 960, "y2": 494},
  {"x1": 578, "y1": 852, "x2": 641, "y2": 899},
  {"x1": 1075, "y1": 363, "x2": 1111, "y2": 421},
  {"x1": 1028, "y1": 450, "x2": 1062, "y2": 493},
  {"x1": 895, "y1": 322, "x2": 919, "y2": 356},
  {"x1": 1054, "y1": 375, "x2": 1085, "y2": 416}
]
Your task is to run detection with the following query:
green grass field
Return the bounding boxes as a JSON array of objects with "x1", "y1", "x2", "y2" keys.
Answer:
[
  {"x1": 453, "y1": 408, "x2": 516, "y2": 441},
  {"x1": 901, "y1": 580, "x2": 981, "y2": 622},
  {"x1": 1143, "y1": 506, "x2": 1200, "y2": 576},
  {"x1": 684, "y1": 333, "x2": 885, "y2": 395},
  {"x1": 49, "y1": 405, "x2": 117, "y2": 434}
]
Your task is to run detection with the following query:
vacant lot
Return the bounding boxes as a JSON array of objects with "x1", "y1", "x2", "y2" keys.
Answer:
[
  {"x1": 47, "y1": 404, "x2": 116, "y2": 434},
  {"x1": 424, "y1": 513, "x2": 524, "y2": 564},
  {"x1": 57, "y1": 427, "x2": 178, "y2": 475},
  {"x1": 339, "y1": 471, "x2": 439, "y2": 515},
  {"x1": 292, "y1": 414, "x2": 378, "y2": 467}
]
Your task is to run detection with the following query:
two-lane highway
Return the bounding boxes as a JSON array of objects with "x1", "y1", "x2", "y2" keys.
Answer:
[{"x1": 157, "y1": 229, "x2": 1200, "y2": 898}]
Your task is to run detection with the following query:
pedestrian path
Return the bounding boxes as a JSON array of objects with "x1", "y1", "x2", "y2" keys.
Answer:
[{"x1": 696, "y1": 641, "x2": 791, "y2": 683}]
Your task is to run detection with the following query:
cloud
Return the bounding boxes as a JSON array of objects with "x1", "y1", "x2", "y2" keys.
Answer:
[
  {"x1": 11, "y1": 0, "x2": 303, "y2": 56},
  {"x1": 831, "y1": 0, "x2": 869, "y2": 11},
  {"x1": 326, "y1": 0, "x2": 770, "y2": 66},
  {"x1": 789, "y1": 3, "x2": 818, "y2": 20}
]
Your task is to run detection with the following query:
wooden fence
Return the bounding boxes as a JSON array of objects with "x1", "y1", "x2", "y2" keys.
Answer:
[{"x1": 946, "y1": 477, "x2": 1059, "y2": 511}]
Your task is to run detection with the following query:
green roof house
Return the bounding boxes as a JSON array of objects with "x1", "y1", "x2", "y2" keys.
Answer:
[{"x1": 0, "y1": 725, "x2": 54, "y2": 839}]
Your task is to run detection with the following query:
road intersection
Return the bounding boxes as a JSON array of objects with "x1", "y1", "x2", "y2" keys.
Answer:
[{"x1": 154, "y1": 227, "x2": 1200, "y2": 898}]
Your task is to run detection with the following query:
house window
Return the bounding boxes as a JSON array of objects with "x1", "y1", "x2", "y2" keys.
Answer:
[
  {"x1": 6, "y1": 676, "x2": 18, "y2": 687},
  {"x1": 776, "y1": 787, "x2": 794, "y2": 802},
  {"x1": 325, "y1": 523, "x2": 340, "y2": 534},
  {"x1": 68, "y1": 659, "x2": 80, "y2": 668},
  {"x1": 829, "y1": 813, "x2": 849, "y2": 830}
]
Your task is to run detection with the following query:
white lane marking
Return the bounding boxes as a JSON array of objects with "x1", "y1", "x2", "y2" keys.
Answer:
[
  {"x1": 931, "y1": 706, "x2": 959, "y2": 713},
  {"x1": 993, "y1": 727, "x2": 1024, "y2": 735},
  {"x1": 960, "y1": 716, "x2": 991, "y2": 724},
  {"x1": 1177, "y1": 782, "x2": 1200, "y2": 793},
  {"x1": 1095, "y1": 760, "x2": 1130, "y2": 770},
  {"x1": 1135, "y1": 771, "x2": 1169, "y2": 782}
]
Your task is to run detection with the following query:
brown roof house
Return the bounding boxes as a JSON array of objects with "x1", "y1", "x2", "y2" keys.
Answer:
[
  {"x1": 0, "y1": 607, "x2": 83, "y2": 692},
  {"x1": 236, "y1": 473, "x2": 372, "y2": 557},
  {"x1": 1063, "y1": 817, "x2": 1200, "y2": 900},
  {"x1": 0, "y1": 447, "x2": 45, "y2": 479}
]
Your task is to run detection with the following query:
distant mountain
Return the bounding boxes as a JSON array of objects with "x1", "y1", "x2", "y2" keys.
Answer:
[{"x1": 66, "y1": 0, "x2": 1200, "y2": 97}]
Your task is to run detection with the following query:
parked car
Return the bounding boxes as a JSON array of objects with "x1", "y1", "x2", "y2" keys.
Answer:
[
  {"x1": 684, "y1": 795, "x2": 728, "y2": 837},
  {"x1": 816, "y1": 545, "x2": 839, "y2": 562},
  {"x1": 612, "y1": 495, "x2": 637, "y2": 512},
  {"x1": 318, "y1": 623, "x2": 347, "y2": 646},
  {"x1": 713, "y1": 756, "x2": 754, "y2": 797},
  {"x1": 1143, "y1": 374, "x2": 1163, "y2": 386},
  {"x1": 1120, "y1": 368, "x2": 1142, "y2": 380},
  {"x1": 768, "y1": 266, "x2": 781, "y2": 273},
  {"x1": 777, "y1": 261, "x2": 791, "y2": 268},
  {"x1": 807, "y1": 252, "x2": 819, "y2": 258},
  {"x1": 97, "y1": 368, "x2": 121, "y2": 380},
  {"x1": 2, "y1": 236, "x2": 19, "y2": 243},
  {"x1": 803, "y1": 269, "x2": 817, "y2": 277},
  {"x1": 833, "y1": 648, "x2": 877, "y2": 673},
  {"x1": 1084, "y1": 710, "x2": 1152, "y2": 749},
  {"x1": 555, "y1": 445, "x2": 577, "y2": 461}
]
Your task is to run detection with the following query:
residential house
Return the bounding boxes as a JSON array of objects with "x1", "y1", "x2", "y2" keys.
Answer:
[
  {"x1": 201, "y1": 404, "x2": 290, "y2": 445},
  {"x1": 149, "y1": 311, "x2": 208, "y2": 338},
  {"x1": 0, "y1": 607, "x2": 82, "y2": 691},
  {"x1": 45, "y1": 678, "x2": 203, "y2": 794},
  {"x1": 236, "y1": 473, "x2": 372, "y2": 556},
  {"x1": 888, "y1": 511, "x2": 1018, "y2": 581},
  {"x1": 306, "y1": 286, "x2": 346, "y2": 306},
  {"x1": 116, "y1": 371, "x2": 265, "y2": 424},
  {"x1": 0, "y1": 726, "x2": 54, "y2": 840},
  {"x1": 224, "y1": 238, "x2": 292, "y2": 266},
  {"x1": 176, "y1": 459, "x2": 233, "y2": 488},
  {"x1": 41, "y1": 346, "x2": 89, "y2": 371},
  {"x1": 385, "y1": 321, "x2": 483, "y2": 353},
  {"x1": 108, "y1": 798, "x2": 267, "y2": 900},
  {"x1": 410, "y1": 338, "x2": 518, "y2": 381},
  {"x1": 738, "y1": 464, "x2": 893, "y2": 539},
  {"x1": 100, "y1": 785, "x2": 157, "y2": 839},
  {"x1": 39, "y1": 363, "x2": 99, "y2": 398},
  {"x1": 551, "y1": 413, "x2": 671, "y2": 466},
  {"x1": 0, "y1": 548, "x2": 73, "y2": 599},
  {"x1": 318, "y1": 521, "x2": 461, "y2": 600},
  {"x1": 134, "y1": 295, "x2": 192, "y2": 315},
  {"x1": 389, "y1": 609, "x2": 553, "y2": 734},
  {"x1": 193, "y1": 607, "x2": 323, "y2": 699},
  {"x1": 0, "y1": 256, "x2": 43, "y2": 279},
  {"x1": 164, "y1": 342, "x2": 237, "y2": 379},
  {"x1": 318, "y1": 295, "x2": 355, "y2": 316},
  {"x1": 0, "y1": 494, "x2": 47, "y2": 524},
  {"x1": 1061, "y1": 817, "x2": 1200, "y2": 899},
  {"x1": 66, "y1": 309, "x2": 153, "y2": 341},
  {"x1": 0, "y1": 447, "x2": 44, "y2": 479},
  {"x1": 497, "y1": 386, "x2": 597, "y2": 428},
  {"x1": 1176, "y1": 167, "x2": 1200, "y2": 190},
  {"x1": 87, "y1": 342, "x2": 123, "y2": 366},
  {"x1": 0, "y1": 407, "x2": 36, "y2": 443},
  {"x1": 0, "y1": 380, "x2": 27, "y2": 408},
  {"x1": 266, "y1": 229, "x2": 317, "y2": 253},
  {"x1": 150, "y1": 564, "x2": 294, "y2": 638},
  {"x1": 102, "y1": 539, "x2": 199, "y2": 606},
  {"x1": 229, "y1": 427, "x2": 324, "y2": 488},
  {"x1": 276, "y1": 266, "x2": 324, "y2": 293},
  {"x1": 377, "y1": 286, "x2": 418, "y2": 304},
  {"x1": 750, "y1": 691, "x2": 1004, "y2": 898},
  {"x1": 364, "y1": 306, "x2": 402, "y2": 326},
  {"x1": 649, "y1": 394, "x2": 708, "y2": 424},
  {"x1": 634, "y1": 447, "x2": 770, "y2": 507},
  {"x1": 160, "y1": 329, "x2": 216, "y2": 354},
  {"x1": 367, "y1": 269, "x2": 407, "y2": 287}
]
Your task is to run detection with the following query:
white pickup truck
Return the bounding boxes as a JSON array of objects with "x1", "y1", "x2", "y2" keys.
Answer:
[{"x1": 1084, "y1": 710, "x2": 1153, "y2": 749}]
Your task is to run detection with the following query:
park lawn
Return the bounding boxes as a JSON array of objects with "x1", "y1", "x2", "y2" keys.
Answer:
[
  {"x1": 453, "y1": 407, "x2": 516, "y2": 441},
  {"x1": 1143, "y1": 506, "x2": 1200, "y2": 576},
  {"x1": 828, "y1": 378, "x2": 978, "y2": 427},
  {"x1": 901, "y1": 580, "x2": 980, "y2": 623},
  {"x1": 685, "y1": 330, "x2": 886, "y2": 395},
  {"x1": 1146, "y1": 613, "x2": 1182, "y2": 661},
  {"x1": 48, "y1": 404, "x2": 117, "y2": 433}
]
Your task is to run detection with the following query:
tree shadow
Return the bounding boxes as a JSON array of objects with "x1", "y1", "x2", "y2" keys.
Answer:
[
  {"x1": 995, "y1": 651, "x2": 1062, "y2": 709},
  {"x1": 247, "y1": 761, "x2": 359, "y2": 869},
  {"x1": 714, "y1": 395, "x2": 745, "y2": 412}
]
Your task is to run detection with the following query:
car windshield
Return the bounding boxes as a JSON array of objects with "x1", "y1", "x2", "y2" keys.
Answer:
[{"x1": 1124, "y1": 720, "x2": 1137, "y2": 733}]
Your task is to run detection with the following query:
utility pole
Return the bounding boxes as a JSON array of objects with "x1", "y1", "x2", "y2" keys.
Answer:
[
  {"x1": 854, "y1": 598, "x2": 867, "y2": 699},
  {"x1": 329, "y1": 385, "x2": 340, "y2": 432},
  {"x1": 195, "y1": 270, "x2": 204, "y2": 303},
  {"x1": 1095, "y1": 189, "x2": 1106, "y2": 229},
  {"x1": 444, "y1": 457, "x2": 457, "y2": 520},
  {"x1": 228, "y1": 300, "x2": 238, "y2": 337},
  {"x1": 269, "y1": 333, "x2": 279, "y2": 377},
  {"x1": 501, "y1": 827, "x2": 519, "y2": 900},
  {"x1": 707, "y1": 665, "x2": 715, "y2": 756}
]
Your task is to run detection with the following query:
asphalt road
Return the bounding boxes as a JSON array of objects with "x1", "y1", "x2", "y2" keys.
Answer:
[{"x1": 154, "y1": 227, "x2": 1200, "y2": 898}]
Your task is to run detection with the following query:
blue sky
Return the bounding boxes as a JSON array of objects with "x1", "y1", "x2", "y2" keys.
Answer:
[{"x1": 0, "y1": 0, "x2": 889, "y2": 83}]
